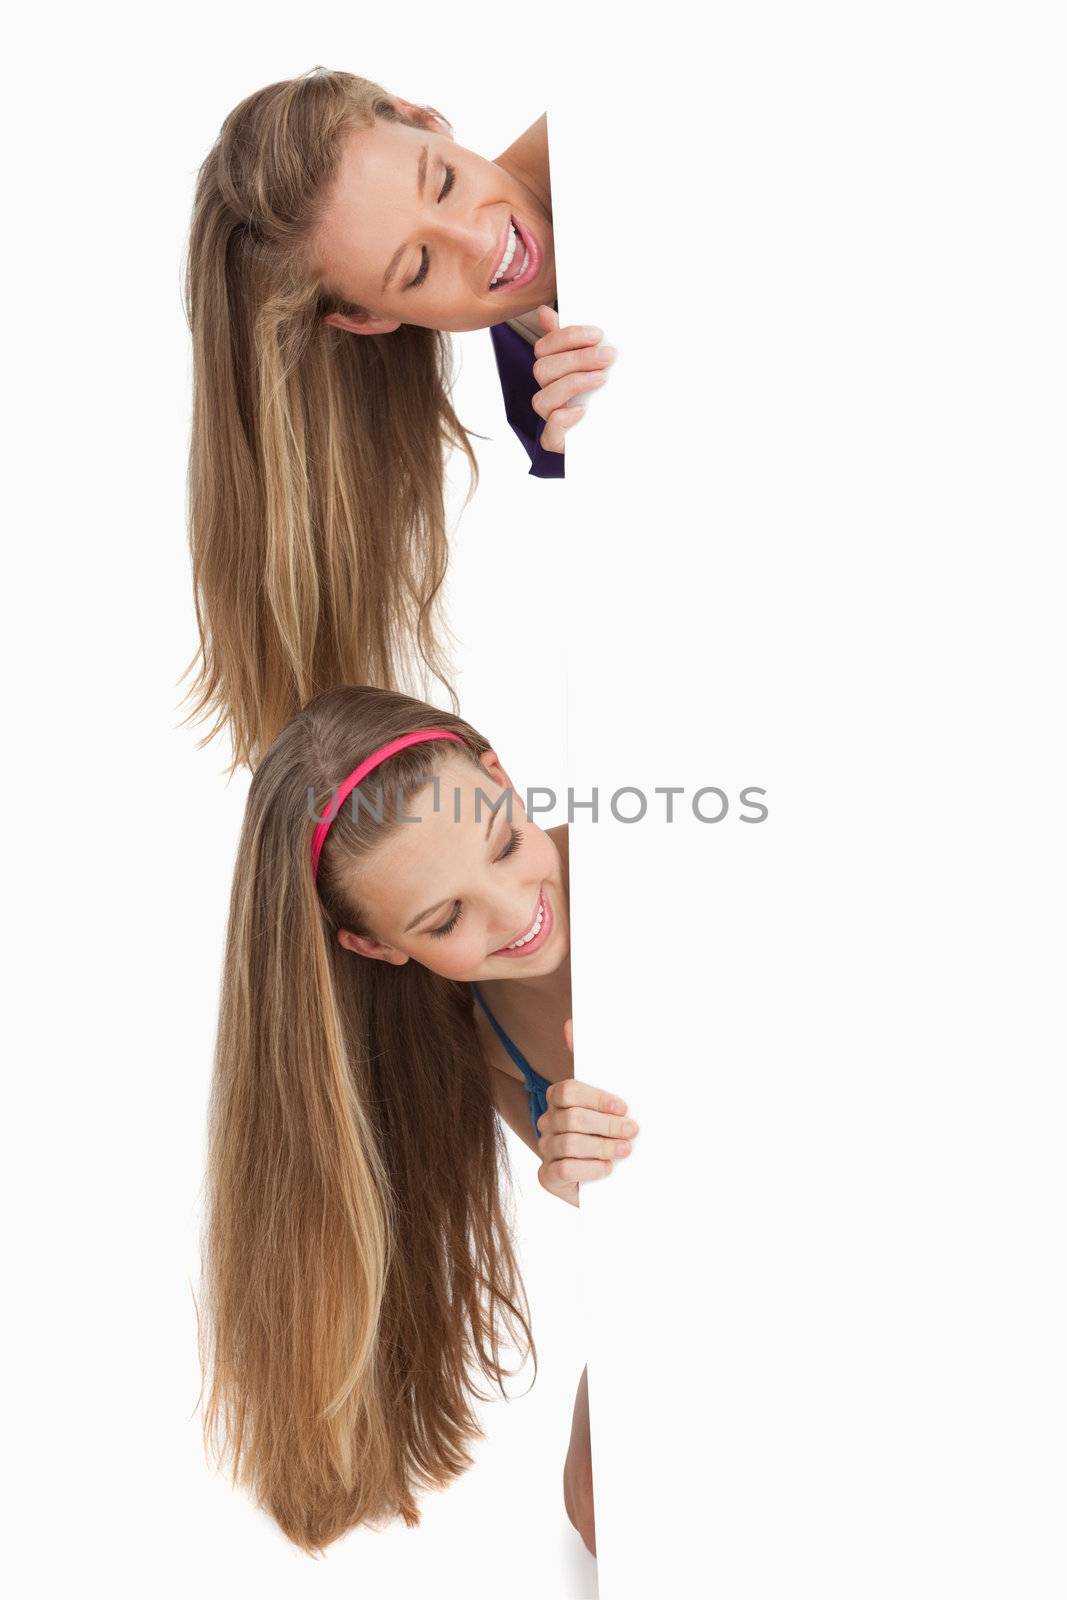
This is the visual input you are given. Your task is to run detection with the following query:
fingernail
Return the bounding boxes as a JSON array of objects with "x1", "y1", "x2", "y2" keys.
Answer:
[
  {"x1": 607, "y1": 1099, "x2": 625, "y2": 1114},
  {"x1": 616, "y1": 1142, "x2": 632, "y2": 1157},
  {"x1": 621, "y1": 1120, "x2": 637, "y2": 1136},
  {"x1": 596, "y1": 344, "x2": 617, "y2": 362}
]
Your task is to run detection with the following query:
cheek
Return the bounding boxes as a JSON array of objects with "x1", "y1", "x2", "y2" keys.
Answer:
[
  {"x1": 532, "y1": 834, "x2": 561, "y2": 878},
  {"x1": 322, "y1": 206, "x2": 392, "y2": 308},
  {"x1": 437, "y1": 273, "x2": 484, "y2": 330},
  {"x1": 418, "y1": 924, "x2": 486, "y2": 978}
]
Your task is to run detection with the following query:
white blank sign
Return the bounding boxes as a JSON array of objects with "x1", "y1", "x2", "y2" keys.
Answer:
[{"x1": 552, "y1": 6, "x2": 1066, "y2": 1595}]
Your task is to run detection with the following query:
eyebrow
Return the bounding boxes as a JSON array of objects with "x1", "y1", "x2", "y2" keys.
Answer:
[
  {"x1": 381, "y1": 144, "x2": 429, "y2": 294},
  {"x1": 403, "y1": 803, "x2": 506, "y2": 932},
  {"x1": 404, "y1": 895, "x2": 449, "y2": 934}
]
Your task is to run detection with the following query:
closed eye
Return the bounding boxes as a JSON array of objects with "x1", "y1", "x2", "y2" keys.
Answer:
[
  {"x1": 495, "y1": 826, "x2": 523, "y2": 861},
  {"x1": 427, "y1": 902, "x2": 462, "y2": 938},
  {"x1": 425, "y1": 828, "x2": 525, "y2": 938},
  {"x1": 406, "y1": 247, "x2": 429, "y2": 291},
  {"x1": 403, "y1": 165, "x2": 457, "y2": 291}
]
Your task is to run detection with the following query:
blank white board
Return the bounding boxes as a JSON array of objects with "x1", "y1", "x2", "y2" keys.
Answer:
[{"x1": 552, "y1": 7, "x2": 1067, "y2": 1595}]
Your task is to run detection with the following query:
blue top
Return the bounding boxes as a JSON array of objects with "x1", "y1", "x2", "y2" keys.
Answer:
[
  {"x1": 488, "y1": 317, "x2": 565, "y2": 481},
  {"x1": 470, "y1": 982, "x2": 552, "y2": 1139}
]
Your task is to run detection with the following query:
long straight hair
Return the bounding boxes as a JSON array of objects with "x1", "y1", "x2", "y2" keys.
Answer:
[
  {"x1": 200, "y1": 685, "x2": 534, "y2": 1551},
  {"x1": 183, "y1": 70, "x2": 478, "y2": 771}
]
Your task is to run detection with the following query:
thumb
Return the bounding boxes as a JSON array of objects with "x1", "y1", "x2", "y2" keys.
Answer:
[
  {"x1": 537, "y1": 303, "x2": 559, "y2": 334},
  {"x1": 563, "y1": 1017, "x2": 574, "y2": 1053}
]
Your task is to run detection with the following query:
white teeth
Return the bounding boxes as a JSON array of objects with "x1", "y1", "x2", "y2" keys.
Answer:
[
  {"x1": 506, "y1": 898, "x2": 544, "y2": 948},
  {"x1": 491, "y1": 221, "x2": 521, "y2": 286}
]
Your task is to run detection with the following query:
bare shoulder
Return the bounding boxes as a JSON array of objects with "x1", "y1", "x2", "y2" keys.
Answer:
[
  {"x1": 546, "y1": 820, "x2": 569, "y2": 867},
  {"x1": 471, "y1": 997, "x2": 525, "y2": 1086},
  {"x1": 471, "y1": 1003, "x2": 541, "y2": 1156}
]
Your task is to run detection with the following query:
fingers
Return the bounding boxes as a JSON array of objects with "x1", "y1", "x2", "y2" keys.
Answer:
[
  {"x1": 543, "y1": 1132, "x2": 635, "y2": 1168},
  {"x1": 539, "y1": 1157, "x2": 615, "y2": 1193},
  {"x1": 529, "y1": 311, "x2": 614, "y2": 454},
  {"x1": 531, "y1": 369, "x2": 608, "y2": 424},
  {"x1": 538, "y1": 1103, "x2": 638, "y2": 1142},
  {"x1": 536, "y1": 1076, "x2": 641, "y2": 1201},
  {"x1": 533, "y1": 342, "x2": 616, "y2": 390},
  {"x1": 533, "y1": 368, "x2": 608, "y2": 452},
  {"x1": 538, "y1": 1078, "x2": 640, "y2": 1168},
  {"x1": 545, "y1": 1078, "x2": 630, "y2": 1117},
  {"x1": 538, "y1": 402, "x2": 587, "y2": 455},
  {"x1": 533, "y1": 313, "x2": 602, "y2": 359},
  {"x1": 563, "y1": 1017, "x2": 574, "y2": 1053},
  {"x1": 532, "y1": 352, "x2": 612, "y2": 451}
]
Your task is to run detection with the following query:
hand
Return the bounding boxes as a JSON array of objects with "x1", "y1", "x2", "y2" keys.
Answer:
[
  {"x1": 536, "y1": 1017, "x2": 639, "y2": 1205},
  {"x1": 531, "y1": 306, "x2": 616, "y2": 454}
]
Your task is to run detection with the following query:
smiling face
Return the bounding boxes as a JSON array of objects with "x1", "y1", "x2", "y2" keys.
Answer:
[
  {"x1": 311, "y1": 113, "x2": 556, "y2": 334},
  {"x1": 336, "y1": 749, "x2": 569, "y2": 982}
]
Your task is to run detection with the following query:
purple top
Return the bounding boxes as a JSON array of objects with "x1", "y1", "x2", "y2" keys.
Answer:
[{"x1": 488, "y1": 317, "x2": 565, "y2": 480}]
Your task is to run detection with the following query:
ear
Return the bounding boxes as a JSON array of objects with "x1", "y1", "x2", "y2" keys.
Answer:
[
  {"x1": 324, "y1": 310, "x2": 402, "y2": 337},
  {"x1": 390, "y1": 97, "x2": 454, "y2": 138},
  {"x1": 478, "y1": 748, "x2": 522, "y2": 808},
  {"x1": 337, "y1": 928, "x2": 410, "y2": 965}
]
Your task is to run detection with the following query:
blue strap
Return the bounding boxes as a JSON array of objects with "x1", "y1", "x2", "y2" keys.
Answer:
[{"x1": 470, "y1": 983, "x2": 550, "y2": 1138}]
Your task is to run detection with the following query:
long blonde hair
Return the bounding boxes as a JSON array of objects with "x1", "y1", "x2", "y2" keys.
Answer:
[
  {"x1": 183, "y1": 71, "x2": 478, "y2": 771},
  {"x1": 199, "y1": 685, "x2": 534, "y2": 1552}
]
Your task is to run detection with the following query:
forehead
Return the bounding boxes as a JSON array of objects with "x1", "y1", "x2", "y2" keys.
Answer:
[
  {"x1": 357, "y1": 752, "x2": 511, "y2": 886},
  {"x1": 335, "y1": 116, "x2": 428, "y2": 208},
  {"x1": 314, "y1": 118, "x2": 441, "y2": 293}
]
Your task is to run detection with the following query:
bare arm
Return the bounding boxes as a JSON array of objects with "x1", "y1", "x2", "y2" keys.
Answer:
[{"x1": 489, "y1": 1065, "x2": 543, "y2": 1160}]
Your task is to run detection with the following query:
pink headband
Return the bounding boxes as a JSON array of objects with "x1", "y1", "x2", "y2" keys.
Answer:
[{"x1": 310, "y1": 728, "x2": 464, "y2": 883}]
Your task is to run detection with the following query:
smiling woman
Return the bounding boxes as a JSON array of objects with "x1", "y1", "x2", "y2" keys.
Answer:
[
  {"x1": 199, "y1": 683, "x2": 637, "y2": 1555},
  {"x1": 182, "y1": 68, "x2": 613, "y2": 770},
  {"x1": 312, "y1": 111, "x2": 555, "y2": 331}
]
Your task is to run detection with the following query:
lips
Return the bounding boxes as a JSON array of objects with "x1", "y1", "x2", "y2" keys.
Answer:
[
  {"x1": 488, "y1": 216, "x2": 514, "y2": 288},
  {"x1": 490, "y1": 887, "x2": 553, "y2": 959},
  {"x1": 487, "y1": 213, "x2": 541, "y2": 294}
]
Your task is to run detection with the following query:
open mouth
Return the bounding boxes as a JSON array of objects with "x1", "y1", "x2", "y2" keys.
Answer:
[
  {"x1": 487, "y1": 214, "x2": 540, "y2": 293},
  {"x1": 490, "y1": 888, "x2": 553, "y2": 958}
]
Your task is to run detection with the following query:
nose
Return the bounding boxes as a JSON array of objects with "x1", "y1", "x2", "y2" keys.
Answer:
[
  {"x1": 492, "y1": 887, "x2": 541, "y2": 951},
  {"x1": 428, "y1": 208, "x2": 501, "y2": 274}
]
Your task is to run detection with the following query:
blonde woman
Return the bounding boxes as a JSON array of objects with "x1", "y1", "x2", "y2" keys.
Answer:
[
  {"x1": 200, "y1": 684, "x2": 638, "y2": 1556},
  {"x1": 184, "y1": 69, "x2": 613, "y2": 769}
]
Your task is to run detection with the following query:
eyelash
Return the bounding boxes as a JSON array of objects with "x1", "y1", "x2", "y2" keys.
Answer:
[
  {"x1": 426, "y1": 827, "x2": 525, "y2": 939},
  {"x1": 405, "y1": 164, "x2": 457, "y2": 290}
]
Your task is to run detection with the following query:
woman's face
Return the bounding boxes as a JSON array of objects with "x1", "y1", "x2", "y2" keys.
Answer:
[
  {"x1": 338, "y1": 750, "x2": 569, "y2": 982},
  {"x1": 312, "y1": 113, "x2": 556, "y2": 334}
]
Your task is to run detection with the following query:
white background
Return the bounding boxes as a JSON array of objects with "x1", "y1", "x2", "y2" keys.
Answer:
[{"x1": 6, "y1": 4, "x2": 1066, "y2": 1598}]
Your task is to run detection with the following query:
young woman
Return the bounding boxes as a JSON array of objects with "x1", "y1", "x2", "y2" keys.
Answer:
[
  {"x1": 200, "y1": 684, "x2": 639, "y2": 1556},
  {"x1": 183, "y1": 69, "x2": 614, "y2": 770}
]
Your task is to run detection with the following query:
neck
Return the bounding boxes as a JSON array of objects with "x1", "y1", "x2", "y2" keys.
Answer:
[
  {"x1": 555, "y1": 819, "x2": 571, "y2": 901},
  {"x1": 495, "y1": 113, "x2": 553, "y2": 217}
]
